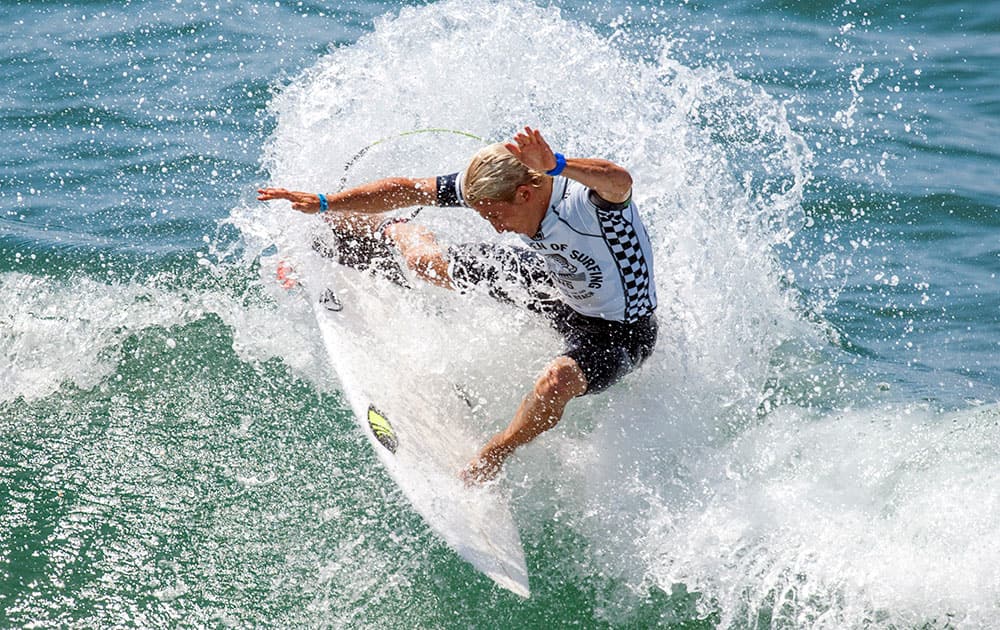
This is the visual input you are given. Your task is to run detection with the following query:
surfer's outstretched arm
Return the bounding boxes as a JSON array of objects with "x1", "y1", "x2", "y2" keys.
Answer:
[{"x1": 257, "y1": 177, "x2": 438, "y2": 214}]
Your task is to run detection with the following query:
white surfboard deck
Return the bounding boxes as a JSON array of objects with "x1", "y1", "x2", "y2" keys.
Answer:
[{"x1": 291, "y1": 250, "x2": 530, "y2": 598}]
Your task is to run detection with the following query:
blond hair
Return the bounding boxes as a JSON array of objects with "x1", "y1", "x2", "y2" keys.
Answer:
[{"x1": 462, "y1": 143, "x2": 544, "y2": 204}]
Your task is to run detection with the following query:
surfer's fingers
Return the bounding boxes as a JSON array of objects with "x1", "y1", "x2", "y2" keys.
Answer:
[
  {"x1": 512, "y1": 129, "x2": 531, "y2": 145},
  {"x1": 510, "y1": 135, "x2": 535, "y2": 159},
  {"x1": 531, "y1": 128, "x2": 548, "y2": 147},
  {"x1": 257, "y1": 187, "x2": 291, "y2": 201}
]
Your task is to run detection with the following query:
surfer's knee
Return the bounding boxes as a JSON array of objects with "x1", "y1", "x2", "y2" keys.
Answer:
[
  {"x1": 402, "y1": 249, "x2": 449, "y2": 284},
  {"x1": 402, "y1": 249, "x2": 431, "y2": 273},
  {"x1": 388, "y1": 225, "x2": 452, "y2": 288},
  {"x1": 534, "y1": 356, "x2": 588, "y2": 407}
]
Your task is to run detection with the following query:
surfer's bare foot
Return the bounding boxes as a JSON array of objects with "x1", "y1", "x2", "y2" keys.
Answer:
[{"x1": 276, "y1": 259, "x2": 298, "y2": 289}]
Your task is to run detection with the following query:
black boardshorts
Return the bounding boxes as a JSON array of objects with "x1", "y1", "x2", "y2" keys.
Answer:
[{"x1": 448, "y1": 243, "x2": 658, "y2": 395}]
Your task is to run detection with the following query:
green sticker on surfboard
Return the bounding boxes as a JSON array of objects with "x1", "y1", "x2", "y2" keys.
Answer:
[{"x1": 367, "y1": 405, "x2": 398, "y2": 454}]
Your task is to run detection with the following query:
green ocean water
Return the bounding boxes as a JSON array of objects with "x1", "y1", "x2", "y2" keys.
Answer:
[{"x1": 3, "y1": 0, "x2": 998, "y2": 627}]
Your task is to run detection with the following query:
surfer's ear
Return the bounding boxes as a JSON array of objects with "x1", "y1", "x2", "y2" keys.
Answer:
[{"x1": 514, "y1": 184, "x2": 532, "y2": 204}]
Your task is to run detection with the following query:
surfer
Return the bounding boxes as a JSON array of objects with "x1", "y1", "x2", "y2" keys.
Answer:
[{"x1": 258, "y1": 127, "x2": 657, "y2": 483}]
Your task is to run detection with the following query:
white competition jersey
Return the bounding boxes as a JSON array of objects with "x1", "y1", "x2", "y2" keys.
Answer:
[{"x1": 447, "y1": 174, "x2": 657, "y2": 323}]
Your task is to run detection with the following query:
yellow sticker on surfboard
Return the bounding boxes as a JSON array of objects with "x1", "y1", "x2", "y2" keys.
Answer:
[{"x1": 367, "y1": 405, "x2": 398, "y2": 454}]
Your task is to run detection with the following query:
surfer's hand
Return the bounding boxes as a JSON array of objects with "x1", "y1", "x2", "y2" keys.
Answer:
[
  {"x1": 257, "y1": 187, "x2": 322, "y2": 213},
  {"x1": 504, "y1": 127, "x2": 557, "y2": 174}
]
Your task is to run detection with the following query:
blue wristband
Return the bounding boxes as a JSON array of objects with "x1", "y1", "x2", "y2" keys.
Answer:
[
  {"x1": 317, "y1": 193, "x2": 328, "y2": 213},
  {"x1": 546, "y1": 153, "x2": 566, "y2": 177}
]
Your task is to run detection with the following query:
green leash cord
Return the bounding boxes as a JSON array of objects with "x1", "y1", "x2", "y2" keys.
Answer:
[{"x1": 336, "y1": 127, "x2": 487, "y2": 192}]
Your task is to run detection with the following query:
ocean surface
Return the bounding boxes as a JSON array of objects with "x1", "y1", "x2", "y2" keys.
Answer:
[{"x1": 2, "y1": 0, "x2": 998, "y2": 627}]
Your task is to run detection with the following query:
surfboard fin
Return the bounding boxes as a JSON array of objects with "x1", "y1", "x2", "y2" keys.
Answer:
[{"x1": 320, "y1": 287, "x2": 343, "y2": 312}]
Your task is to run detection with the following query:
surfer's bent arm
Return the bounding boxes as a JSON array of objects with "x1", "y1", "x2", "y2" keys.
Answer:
[
  {"x1": 505, "y1": 126, "x2": 632, "y2": 204},
  {"x1": 257, "y1": 177, "x2": 438, "y2": 214},
  {"x1": 556, "y1": 157, "x2": 632, "y2": 204}
]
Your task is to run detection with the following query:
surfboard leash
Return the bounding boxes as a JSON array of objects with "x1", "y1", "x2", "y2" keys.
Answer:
[{"x1": 336, "y1": 127, "x2": 488, "y2": 192}]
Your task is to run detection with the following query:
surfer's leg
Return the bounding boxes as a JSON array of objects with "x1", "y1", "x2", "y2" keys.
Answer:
[
  {"x1": 462, "y1": 355, "x2": 588, "y2": 484},
  {"x1": 381, "y1": 222, "x2": 453, "y2": 289},
  {"x1": 321, "y1": 210, "x2": 383, "y2": 237},
  {"x1": 316, "y1": 210, "x2": 387, "y2": 262},
  {"x1": 316, "y1": 213, "x2": 452, "y2": 288},
  {"x1": 553, "y1": 310, "x2": 658, "y2": 395},
  {"x1": 447, "y1": 243, "x2": 560, "y2": 314},
  {"x1": 313, "y1": 211, "x2": 408, "y2": 283}
]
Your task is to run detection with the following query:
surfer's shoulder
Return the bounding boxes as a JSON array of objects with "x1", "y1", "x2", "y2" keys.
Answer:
[{"x1": 435, "y1": 172, "x2": 466, "y2": 207}]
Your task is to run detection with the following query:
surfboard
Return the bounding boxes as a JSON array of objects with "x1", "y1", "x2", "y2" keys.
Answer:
[{"x1": 286, "y1": 246, "x2": 531, "y2": 598}]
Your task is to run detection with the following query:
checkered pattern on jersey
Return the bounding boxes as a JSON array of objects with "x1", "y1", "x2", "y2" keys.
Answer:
[{"x1": 596, "y1": 207, "x2": 653, "y2": 322}]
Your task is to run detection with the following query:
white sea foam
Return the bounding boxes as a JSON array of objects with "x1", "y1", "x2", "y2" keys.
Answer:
[
  {"x1": 644, "y1": 403, "x2": 1000, "y2": 627},
  {"x1": 0, "y1": 270, "x2": 323, "y2": 403},
  {"x1": 0, "y1": 272, "x2": 190, "y2": 402}
]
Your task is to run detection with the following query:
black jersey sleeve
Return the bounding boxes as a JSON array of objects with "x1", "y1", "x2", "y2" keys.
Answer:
[
  {"x1": 587, "y1": 189, "x2": 631, "y2": 212},
  {"x1": 435, "y1": 173, "x2": 464, "y2": 207}
]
